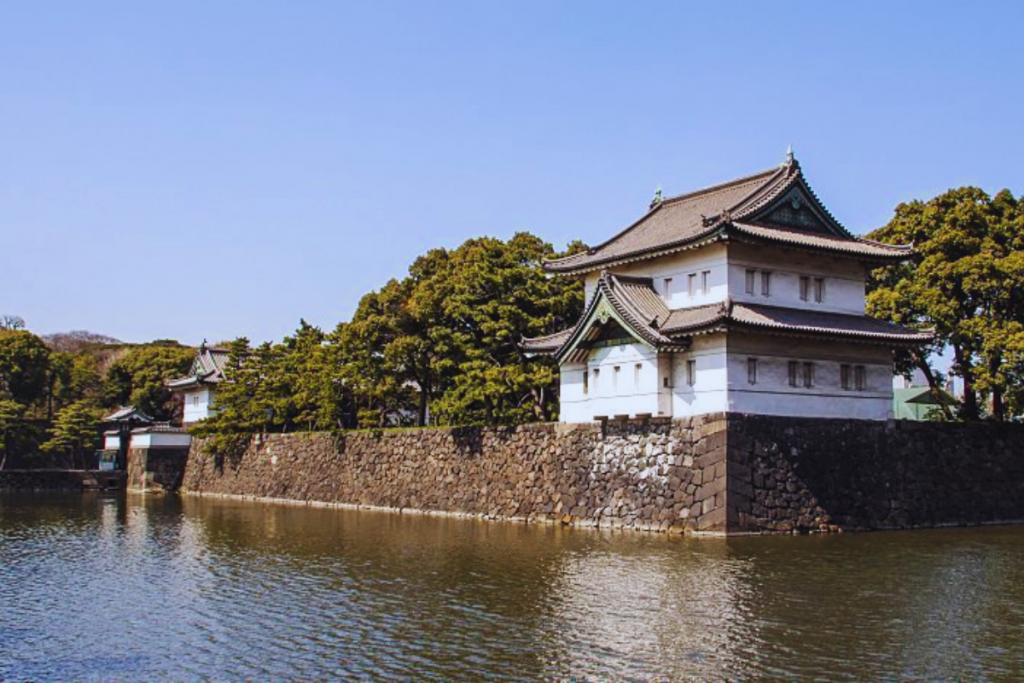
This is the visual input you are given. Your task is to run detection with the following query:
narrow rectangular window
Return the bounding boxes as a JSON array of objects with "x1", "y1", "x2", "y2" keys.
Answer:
[
  {"x1": 803, "y1": 362, "x2": 814, "y2": 388},
  {"x1": 701, "y1": 270, "x2": 711, "y2": 295},
  {"x1": 688, "y1": 273, "x2": 697, "y2": 297},
  {"x1": 613, "y1": 365, "x2": 620, "y2": 390},
  {"x1": 687, "y1": 359, "x2": 696, "y2": 386},
  {"x1": 761, "y1": 271, "x2": 772, "y2": 297},
  {"x1": 800, "y1": 276, "x2": 810, "y2": 301},
  {"x1": 855, "y1": 365, "x2": 866, "y2": 391},
  {"x1": 662, "y1": 278, "x2": 672, "y2": 300},
  {"x1": 745, "y1": 269, "x2": 755, "y2": 295},
  {"x1": 583, "y1": 370, "x2": 589, "y2": 395},
  {"x1": 841, "y1": 364, "x2": 851, "y2": 390},
  {"x1": 592, "y1": 368, "x2": 600, "y2": 391},
  {"x1": 634, "y1": 363, "x2": 642, "y2": 389},
  {"x1": 815, "y1": 278, "x2": 825, "y2": 303},
  {"x1": 748, "y1": 357, "x2": 758, "y2": 385},
  {"x1": 788, "y1": 361, "x2": 798, "y2": 387}
]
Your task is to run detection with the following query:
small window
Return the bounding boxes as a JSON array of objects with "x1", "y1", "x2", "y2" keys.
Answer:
[
  {"x1": 803, "y1": 362, "x2": 814, "y2": 388},
  {"x1": 687, "y1": 359, "x2": 696, "y2": 386},
  {"x1": 745, "y1": 269, "x2": 756, "y2": 295},
  {"x1": 788, "y1": 361, "x2": 799, "y2": 387},
  {"x1": 663, "y1": 376, "x2": 670, "y2": 388},
  {"x1": 840, "y1": 364, "x2": 851, "y2": 390},
  {"x1": 634, "y1": 363, "x2": 642, "y2": 389},
  {"x1": 583, "y1": 370, "x2": 589, "y2": 395},
  {"x1": 688, "y1": 273, "x2": 697, "y2": 297},
  {"x1": 701, "y1": 270, "x2": 711, "y2": 295},
  {"x1": 193, "y1": 396, "x2": 199, "y2": 407},
  {"x1": 815, "y1": 278, "x2": 825, "y2": 303},
  {"x1": 855, "y1": 365, "x2": 866, "y2": 391},
  {"x1": 592, "y1": 368, "x2": 600, "y2": 390},
  {"x1": 748, "y1": 358, "x2": 758, "y2": 385},
  {"x1": 799, "y1": 276, "x2": 810, "y2": 301},
  {"x1": 613, "y1": 365, "x2": 620, "y2": 390},
  {"x1": 662, "y1": 278, "x2": 673, "y2": 300},
  {"x1": 761, "y1": 272, "x2": 772, "y2": 297}
]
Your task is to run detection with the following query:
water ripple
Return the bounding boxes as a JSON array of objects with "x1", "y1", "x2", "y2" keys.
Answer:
[{"x1": 1, "y1": 492, "x2": 1023, "y2": 679}]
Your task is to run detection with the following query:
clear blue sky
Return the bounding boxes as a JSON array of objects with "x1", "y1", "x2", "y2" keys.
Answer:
[{"x1": 2, "y1": 1, "x2": 1022, "y2": 345}]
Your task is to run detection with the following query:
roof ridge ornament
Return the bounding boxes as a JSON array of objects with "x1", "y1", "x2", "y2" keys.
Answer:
[
  {"x1": 785, "y1": 144, "x2": 794, "y2": 165},
  {"x1": 650, "y1": 186, "x2": 663, "y2": 210}
]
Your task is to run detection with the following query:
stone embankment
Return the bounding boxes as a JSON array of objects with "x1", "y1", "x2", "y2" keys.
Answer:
[
  {"x1": 181, "y1": 414, "x2": 1024, "y2": 535},
  {"x1": 0, "y1": 470, "x2": 126, "y2": 491},
  {"x1": 183, "y1": 415, "x2": 730, "y2": 533}
]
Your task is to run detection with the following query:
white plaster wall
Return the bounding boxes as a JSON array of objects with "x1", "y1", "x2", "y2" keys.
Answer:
[
  {"x1": 103, "y1": 432, "x2": 120, "y2": 450},
  {"x1": 130, "y1": 432, "x2": 192, "y2": 449},
  {"x1": 559, "y1": 343, "x2": 665, "y2": 422},
  {"x1": 183, "y1": 387, "x2": 216, "y2": 424},
  {"x1": 727, "y1": 243, "x2": 867, "y2": 315},
  {"x1": 582, "y1": 245, "x2": 729, "y2": 308},
  {"x1": 726, "y1": 334, "x2": 893, "y2": 420},
  {"x1": 671, "y1": 334, "x2": 730, "y2": 417}
]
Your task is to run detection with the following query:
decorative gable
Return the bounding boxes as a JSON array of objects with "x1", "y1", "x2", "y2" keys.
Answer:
[{"x1": 744, "y1": 175, "x2": 853, "y2": 239}]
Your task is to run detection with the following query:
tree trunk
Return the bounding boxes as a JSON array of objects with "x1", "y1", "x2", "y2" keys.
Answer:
[
  {"x1": 955, "y1": 344, "x2": 980, "y2": 420},
  {"x1": 418, "y1": 387, "x2": 429, "y2": 427},
  {"x1": 989, "y1": 353, "x2": 1005, "y2": 421},
  {"x1": 911, "y1": 350, "x2": 953, "y2": 420}
]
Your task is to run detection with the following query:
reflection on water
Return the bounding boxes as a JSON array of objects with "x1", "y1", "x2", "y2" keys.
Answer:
[{"x1": 1, "y1": 492, "x2": 1023, "y2": 679}]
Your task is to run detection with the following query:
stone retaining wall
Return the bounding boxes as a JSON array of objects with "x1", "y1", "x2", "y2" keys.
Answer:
[
  {"x1": 731, "y1": 415, "x2": 1024, "y2": 533},
  {"x1": 183, "y1": 415, "x2": 730, "y2": 533},
  {"x1": 181, "y1": 414, "x2": 1024, "y2": 535},
  {"x1": 0, "y1": 469, "x2": 126, "y2": 491}
]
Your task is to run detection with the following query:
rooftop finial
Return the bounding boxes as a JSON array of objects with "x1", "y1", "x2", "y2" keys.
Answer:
[
  {"x1": 785, "y1": 144, "x2": 794, "y2": 165},
  {"x1": 650, "y1": 186, "x2": 663, "y2": 209}
]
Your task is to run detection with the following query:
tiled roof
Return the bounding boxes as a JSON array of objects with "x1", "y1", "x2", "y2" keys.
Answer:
[
  {"x1": 166, "y1": 344, "x2": 230, "y2": 390},
  {"x1": 545, "y1": 168, "x2": 777, "y2": 274},
  {"x1": 544, "y1": 157, "x2": 911, "y2": 275},
  {"x1": 523, "y1": 278, "x2": 933, "y2": 358},
  {"x1": 726, "y1": 302, "x2": 934, "y2": 343},
  {"x1": 521, "y1": 271, "x2": 686, "y2": 359},
  {"x1": 520, "y1": 327, "x2": 575, "y2": 354},
  {"x1": 102, "y1": 405, "x2": 155, "y2": 423},
  {"x1": 729, "y1": 223, "x2": 910, "y2": 259}
]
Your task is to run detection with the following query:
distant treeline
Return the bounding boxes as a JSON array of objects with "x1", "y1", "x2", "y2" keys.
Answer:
[{"x1": 0, "y1": 322, "x2": 194, "y2": 468}]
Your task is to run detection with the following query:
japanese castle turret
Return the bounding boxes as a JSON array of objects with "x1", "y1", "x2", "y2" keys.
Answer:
[
  {"x1": 166, "y1": 342, "x2": 229, "y2": 425},
  {"x1": 523, "y1": 153, "x2": 932, "y2": 422}
]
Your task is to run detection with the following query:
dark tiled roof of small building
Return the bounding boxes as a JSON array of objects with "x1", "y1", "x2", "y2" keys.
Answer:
[
  {"x1": 166, "y1": 345, "x2": 230, "y2": 390},
  {"x1": 544, "y1": 158, "x2": 911, "y2": 275}
]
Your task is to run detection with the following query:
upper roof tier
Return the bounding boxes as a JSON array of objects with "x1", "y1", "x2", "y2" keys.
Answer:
[
  {"x1": 166, "y1": 343, "x2": 230, "y2": 391},
  {"x1": 544, "y1": 155, "x2": 911, "y2": 275}
]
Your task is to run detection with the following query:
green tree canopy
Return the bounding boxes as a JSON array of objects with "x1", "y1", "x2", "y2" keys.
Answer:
[
  {"x1": 103, "y1": 344, "x2": 194, "y2": 421},
  {"x1": 42, "y1": 400, "x2": 102, "y2": 469},
  {"x1": 0, "y1": 330, "x2": 52, "y2": 412},
  {"x1": 867, "y1": 187, "x2": 1024, "y2": 420}
]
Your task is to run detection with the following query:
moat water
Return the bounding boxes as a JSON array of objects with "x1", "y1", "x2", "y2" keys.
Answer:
[{"x1": 1, "y1": 492, "x2": 1023, "y2": 679}]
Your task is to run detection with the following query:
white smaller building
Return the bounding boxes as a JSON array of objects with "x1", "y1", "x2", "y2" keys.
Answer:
[{"x1": 166, "y1": 342, "x2": 229, "y2": 425}]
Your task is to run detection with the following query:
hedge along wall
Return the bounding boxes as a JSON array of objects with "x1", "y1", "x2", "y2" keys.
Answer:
[
  {"x1": 181, "y1": 414, "x2": 1024, "y2": 535},
  {"x1": 182, "y1": 414, "x2": 731, "y2": 534}
]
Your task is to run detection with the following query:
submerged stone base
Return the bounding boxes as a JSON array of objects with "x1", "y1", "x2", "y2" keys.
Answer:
[
  {"x1": 128, "y1": 447, "x2": 190, "y2": 493},
  {"x1": 181, "y1": 415, "x2": 1024, "y2": 535}
]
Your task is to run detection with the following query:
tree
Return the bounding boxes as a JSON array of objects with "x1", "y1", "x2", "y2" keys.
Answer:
[
  {"x1": 42, "y1": 400, "x2": 102, "y2": 469},
  {"x1": 0, "y1": 330, "x2": 52, "y2": 413},
  {"x1": 867, "y1": 187, "x2": 1024, "y2": 420},
  {"x1": 0, "y1": 315, "x2": 26, "y2": 331},
  {"x1": 103, "y1": 344, "x2": 194, "y2": 421},
  {"x1": 0, "y1": 398, "x2": 25, "y2": 470}
]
